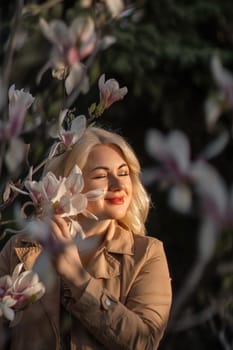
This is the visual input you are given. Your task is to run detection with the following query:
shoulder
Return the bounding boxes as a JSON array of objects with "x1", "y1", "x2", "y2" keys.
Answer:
[
  {"x1": 132, "y1": 233, "x2": 166, "y2": 260},
  {"x1": 1, "y1": 232, "x2": 39, "y2": 250}
]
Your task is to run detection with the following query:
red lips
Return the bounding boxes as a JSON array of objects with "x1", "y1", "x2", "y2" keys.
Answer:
[{"x1": 106, "y1": 197, "x2": 124, "y2": 204}]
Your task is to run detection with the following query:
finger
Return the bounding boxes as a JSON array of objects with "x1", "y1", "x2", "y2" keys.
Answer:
[{"x1": 53, "y1": 215, "x2": 71, "y2": 239}]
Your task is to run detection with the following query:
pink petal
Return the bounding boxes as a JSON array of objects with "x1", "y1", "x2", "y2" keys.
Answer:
[
  {"x1": 12, "y1": 263, "x2": 24, "y2": 281},
  {"x1": 85, "y1": 189, "x2": 105, "y2": 201}
]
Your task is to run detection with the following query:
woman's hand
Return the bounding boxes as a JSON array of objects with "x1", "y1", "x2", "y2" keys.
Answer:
[{"x1": 46, "y1": 215, "x2": 91, "y2": 297}]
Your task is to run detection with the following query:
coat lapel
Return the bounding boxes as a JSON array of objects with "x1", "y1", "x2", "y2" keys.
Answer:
[{"x1": 86, "y1": 223, "x2": 134, "y2": 279}]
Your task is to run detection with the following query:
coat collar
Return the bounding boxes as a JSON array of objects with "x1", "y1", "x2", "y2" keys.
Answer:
[
  {"x1": 85, "y1": 222, "x2": 134, "y2": 279},
  {"x1": 105, "y1": 221, "x2": 134, "y2": 255},
  {"x1": 14, "y1": 234, "x2": 43, "y2": 270},
  {"x1": 14, "y1": 222, "x2": 135, "y2": 279}
]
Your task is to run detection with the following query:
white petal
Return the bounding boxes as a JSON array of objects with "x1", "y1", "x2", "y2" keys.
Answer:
[
  {"x1": 204, "y1": 96, "x2": 222, "y2": 131},
  {"x1": 69, "y1": 219, "x2": 84, "y2": 238},
  {"x1": 70, "y1": 195, "x2": 87, "y2": 215},
  {"x1": 70, "y1": 115, "x2": 86, "y2": 141},
  {"x1": 40, "y1": 18, "x2": 71, "y2": 48},
  {"x1": 0, "y1": 275, "x2": 12, "y2": 289},
  {"x1": 201, "y1": 130, "x2": 229, "y2": 160},
  {"x1": 2, "y1": 295, "x2": 17, "y2": 308},
  {"x1": 145, "y1": 129, "x2": 166, "y2": 161},
  {"x1": 70, "y1": 16, "x2": 95, "y2": 44},
  {"x1": 100, "y1": 35, "x2": 117, "y2": 50},
  {"x1": 85, "y1": 189, "x2": 105, "y2": 201},
  {"x1": 65, "y1": 64, "x2": 89, "y2": 95},
  {"x1": 211, "y1": 54, "x2": 233, "y2": 87},
  {"x1": 167, "y1": 130, "x2": 190, "y2": 172},
  {"x1": 65, "y1": 166, "x2": 84, "y2": 193},
  {"x1": 12, "y1": 263, "x2": 24, "y2": 280},
  {"x1": 5, "y1": 138, "x2": 26, "y2": 173},
  {"x1": 191, "y1": 161, "x2": 228, "y2": 213},
  {"x1": 0, "y1": 302, "x2": 15, "y2": 321}
]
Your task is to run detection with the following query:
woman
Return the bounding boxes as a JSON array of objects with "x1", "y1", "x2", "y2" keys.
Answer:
[{"x1": 0, "y1": 126, "x2": 172, "y2": 350}]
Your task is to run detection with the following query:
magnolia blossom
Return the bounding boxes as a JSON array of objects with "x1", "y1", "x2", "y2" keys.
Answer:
[
  {"x1": 144, "y1": 128, "x2": 230, "y2": 214},
  {"x1": 191, "y1": 162, "x2": 233, "y2": 262},
  {"x1": 38, "y1": 16, "x2": 96, "y2": 94},
  {"x1": 192, "y1": 162, "x2": 233, "y2": 229},
  {"x1": 98, "y1": 74, "x2": 128, "y2": 110},
  {"x1": 205, "y1": 54, "x2": 233, "y2": 131},
  {"x1": 144, "y1": 129, "x2": 194, "y2": 213},
  {"x1": 0, "y1": 85, "x2": 34, "y2": 173},
  {"x1": 0, "y1": 263, "x2": 45, "y2": 322},
  {"x1": 24, "y1": 165, "x2": 105, "y2": 236},
  {"x1": 49, "y1": 110, "x2": 86, "y2": 152},
  {"x1": 211, "y1": 54, "x2": 233, "y2": 109},
  {"x1": 0, "y1": 85, "x2": 34, "y2": 140}
]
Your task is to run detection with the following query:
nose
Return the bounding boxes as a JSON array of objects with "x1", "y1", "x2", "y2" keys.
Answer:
[{"x1": 108, "y1": 175, "x2": 123, "y2": 191}]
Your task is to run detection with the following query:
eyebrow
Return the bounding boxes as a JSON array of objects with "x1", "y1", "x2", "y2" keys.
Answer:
[{"x1": 90, "y1": 163, "x2": 128, "y2": 172}]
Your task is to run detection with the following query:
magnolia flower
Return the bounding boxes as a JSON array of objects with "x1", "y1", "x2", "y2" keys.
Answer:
[
  {"x1": 98, "y1": 74, "x2": 128, "y2": 110},
  {"x1": 24, "y1": 165, "x2": 104, "y2": 216},
  {"x1": 0, "y1": 85, "x2": 35, "y2": 140},
  {"x1": 144, "y1": 128, "x2": 230, "y2": 214},
  {"x1": 144, "y1": 129, "x2": 193, "y2": 213},
  {"x1": 191, "y1": 162, "x2": 233, "y2": 262},
  {"x1": 205, "y1": 54, "x2": 233, "y2": 131},
  {"x1": 38, "y1": 16, "x2": 96, "y2": 94},
  {"x1": 23, "y1": 165, "x2": 104, "y2": 236},
  {"x1": 211, "y1": 54, "x2": 233, "y2": 109},
  {"x1": 5, "y1": 138, "x2": 26, "y2": 174},
  {"x1": 0, "y1": 263, "x2": 45, "y2": 322},
  {"x1": 192, "y1": 162, "x2": 233, "y2": 229},
  {"x1": 0, "y1": 85, "x2": 34, "y2": 173},
  {"x1": 7, "y1": 263, "x2": 45, "y2": 309},
  {"x1": 49, "y1": 110, "x2": 86, "y2": 151},
  {"x1": 0, "y1": 275, "x2": 15, "y2": 320},
  {"x1": 0, "y1": 295, "x2": 17, "y2": 321}
]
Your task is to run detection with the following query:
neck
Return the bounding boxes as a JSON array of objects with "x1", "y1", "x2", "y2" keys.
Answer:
[
  {"x1": 75, "y1": 218, "x2": 115, "y2": 258},
  {"x1": 78, "y1": 216, "x2": 113, "y2": 238}
]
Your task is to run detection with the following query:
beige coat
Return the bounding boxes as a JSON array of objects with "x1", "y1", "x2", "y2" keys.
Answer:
[{"x1": 0, "y1": 224, "x2": 172, "y2": 350}]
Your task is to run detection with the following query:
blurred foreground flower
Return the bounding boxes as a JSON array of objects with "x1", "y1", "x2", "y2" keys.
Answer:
[
  {"x1": 144, "y1": 128, "x2": 230, "y2": 214},
  {"x1": 0, "y1": 263, "x2": 45, "y2": 323},
  {"x1": 144, "y1": 129, "x2": 194, "y2": 213},
  {"x1": 192, "y1": 162, "x2": 233, "y2": 230},
  {"x1": 38, "y1": 16, "x2": 96, "y2": 94},
  {"x1": 190, "y1": 161, "x2": 233, "y2": 263},
  {"x1": 0, "y1": 85, "x2": 35, "y2": 140},
  {"x1": 205, "y1": 54, "x2": 233, "y2": 132},
  {"x1": 0, "y1": 85, "x2": 35, "y2": 173}
]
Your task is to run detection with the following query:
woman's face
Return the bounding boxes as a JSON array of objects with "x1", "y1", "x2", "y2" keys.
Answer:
[{"x1": 81, "y1": 144, "x2": 133, "y2": 221}]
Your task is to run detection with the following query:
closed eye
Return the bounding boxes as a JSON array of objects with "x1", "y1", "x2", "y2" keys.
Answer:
[{"x1": 93, "y1": 174, "x2": 107, "y2": 179}]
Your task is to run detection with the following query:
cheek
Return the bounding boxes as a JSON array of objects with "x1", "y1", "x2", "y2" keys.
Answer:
[
  {"x1": 126, "y1": 179, "x2": 133, "y2": 195},
  {"x1": 83, "y1": 180, "x2": 106, "y2": 192}
]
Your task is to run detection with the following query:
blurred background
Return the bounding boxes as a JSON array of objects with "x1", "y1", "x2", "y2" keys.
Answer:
[{"x1": 1, "y1": 1, "x2": 233, "y2": 349}]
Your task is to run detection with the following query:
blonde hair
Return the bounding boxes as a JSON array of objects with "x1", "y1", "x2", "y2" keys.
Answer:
[{"x1": 44, "y1": 127, "x2": 150, "y2": 235}]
